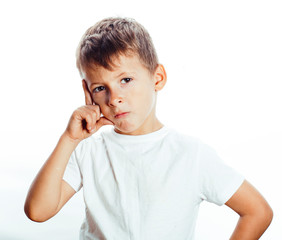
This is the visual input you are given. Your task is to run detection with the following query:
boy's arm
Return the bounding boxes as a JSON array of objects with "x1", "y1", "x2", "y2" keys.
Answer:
[
  {"x1": 24, "y1": 104, "x2": 113, "y2": 222},
  {"x1": 24, "y1": 133, "x2": 78, "y2": 222},
  {"x1": 225, "y1": 180, "x2": 273, "y2": 240}
]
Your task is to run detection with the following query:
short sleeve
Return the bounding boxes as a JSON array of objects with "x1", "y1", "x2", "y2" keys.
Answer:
[
  {"x1": 197, "y1": 142, "x2": 244, "y2": 206},
  {"x1": 63, "y1": 142, "x2": 83, "y2": 192}
]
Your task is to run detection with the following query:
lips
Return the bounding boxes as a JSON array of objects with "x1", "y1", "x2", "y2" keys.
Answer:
[{"x1": 114, "y1": 112, "x2": 129, "y2": 118}]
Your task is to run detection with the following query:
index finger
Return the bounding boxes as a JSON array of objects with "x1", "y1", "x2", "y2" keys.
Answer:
[{"x1": 82, "y1": 79, "x2": 95, "y2": 105}]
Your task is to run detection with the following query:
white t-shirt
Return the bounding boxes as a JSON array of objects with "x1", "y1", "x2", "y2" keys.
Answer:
[{"x1": 63, "y1": 126, "x2": 244, "y2": 240}]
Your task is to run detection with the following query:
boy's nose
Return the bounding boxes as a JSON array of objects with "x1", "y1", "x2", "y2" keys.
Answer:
[{"x1": 108, "y1": 90, "x2": 123, "y2": 107}]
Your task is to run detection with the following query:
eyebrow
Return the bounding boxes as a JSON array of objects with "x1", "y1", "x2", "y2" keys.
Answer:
[{"x1": 115, "y1": 72, "x2": 127, "y2": 78}]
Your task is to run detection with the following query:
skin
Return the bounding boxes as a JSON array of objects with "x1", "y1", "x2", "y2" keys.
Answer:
[
  {"x1": 24, "y1": 53, "x2": 273, "y2": 239},
  {"x1": 225, "y1": 180, "x2": 273, "y2": 239}
]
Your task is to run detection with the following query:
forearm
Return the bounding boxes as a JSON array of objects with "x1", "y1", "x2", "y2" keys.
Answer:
[
  {"x1": 24, "y1": 133, "x2": 79, "y2": 221},
  {"x1": 230, "y1": 213, "x2": 273, "y2": 240}
]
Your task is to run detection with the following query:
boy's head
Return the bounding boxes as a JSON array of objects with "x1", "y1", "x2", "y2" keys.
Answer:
[
  {"x1": 76, "y1": 17, "x2": 159, "y2": 76},
  {"x1": 76, "y1": 17, "x2": 167, "y2": 135}
]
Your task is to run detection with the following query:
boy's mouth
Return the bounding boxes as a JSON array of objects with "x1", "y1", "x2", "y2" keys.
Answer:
[{"x1": 114, "y1": 112, "x2": 130, "y2": 119}]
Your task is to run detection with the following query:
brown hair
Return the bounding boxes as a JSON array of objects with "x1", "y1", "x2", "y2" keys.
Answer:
[{"x1": 76, "y1": 17, "x2": 159, "y2": 76}]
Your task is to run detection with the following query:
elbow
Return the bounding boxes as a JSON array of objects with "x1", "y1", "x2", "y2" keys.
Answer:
[
  {"x1": 24, "y1": 202, "x2": 51, "y2": 223},
  {"x1": 240, "y1": 201, "x2": 274, "y2": 229},
  {"x1": 252, "y1": 202, "x2": 273, "y2": 229},
  {"x1": 24, "y1": 207, "x2": 44, "y2": 223},
  {"x1": 24, "y1": 210, "x2": 50, "y2": 223},
  {"x1": 262, "y1": 204, "x2": 273, "y2": 226}
]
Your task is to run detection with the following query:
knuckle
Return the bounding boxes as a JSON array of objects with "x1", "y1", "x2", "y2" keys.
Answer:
[{"x1": 85, "y1": 113, "x2": 93, "y2": 121}]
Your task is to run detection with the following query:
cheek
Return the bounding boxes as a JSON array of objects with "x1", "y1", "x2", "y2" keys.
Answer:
[{"x1": 135, "y1": 89, "x2": 155, "y2": 113}]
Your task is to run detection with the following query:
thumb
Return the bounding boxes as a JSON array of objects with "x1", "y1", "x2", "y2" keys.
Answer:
[{"x1": 96, "y1": 117, "x2": 114, "y2": 130}]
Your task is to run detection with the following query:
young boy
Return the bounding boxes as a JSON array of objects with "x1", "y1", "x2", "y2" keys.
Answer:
[{"x1": 25, "y1": 17, "x2": 273, "y2": 239}]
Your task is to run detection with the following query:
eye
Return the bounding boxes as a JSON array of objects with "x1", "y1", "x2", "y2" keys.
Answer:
[
  {"x1": 121, "y1": 78, "x2": 132, "y2": 84},
  {"x1": 93, "y1": 86, "x2": 105, "y2": 93}
]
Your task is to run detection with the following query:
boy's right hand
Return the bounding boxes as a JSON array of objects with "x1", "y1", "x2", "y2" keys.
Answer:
[{"x1": 64, "y1": 105, "x2": 114, "y2": 142}]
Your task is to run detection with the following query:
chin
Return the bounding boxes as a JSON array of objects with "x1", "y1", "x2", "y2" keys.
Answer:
[
  {"x1": 114, "y1": 126, "x2": 134, "y2": 134},
  {"x1": 113, "y1": 123, "x2": 141, "y2": 135}
]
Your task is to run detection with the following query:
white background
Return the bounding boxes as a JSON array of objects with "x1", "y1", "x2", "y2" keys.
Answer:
[{"x1": 0, "y1": 0, "x2": 281, "y2": 239}]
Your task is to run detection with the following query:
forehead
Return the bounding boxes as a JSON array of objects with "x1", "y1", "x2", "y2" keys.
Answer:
[{"x1": 83, "y1": 54, "x2": 150, "y2": 81}]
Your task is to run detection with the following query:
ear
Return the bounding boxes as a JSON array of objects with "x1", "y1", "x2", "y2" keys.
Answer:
[
  {"x1": 154, "y1": 64, "x2": 167, "y2": 92},
  {"x1": 82, "y1": 79, "x2": 94, "y2": 105}
]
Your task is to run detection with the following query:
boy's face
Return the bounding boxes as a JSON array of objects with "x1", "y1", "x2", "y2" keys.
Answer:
[{"x1": 82, "y1": 54, "x2": 167, "y2": 135}]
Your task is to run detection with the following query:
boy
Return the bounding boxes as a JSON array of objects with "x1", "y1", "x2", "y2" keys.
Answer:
[{"x1": 25, "y1": 17, "x2": 273, "y2": 239}]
